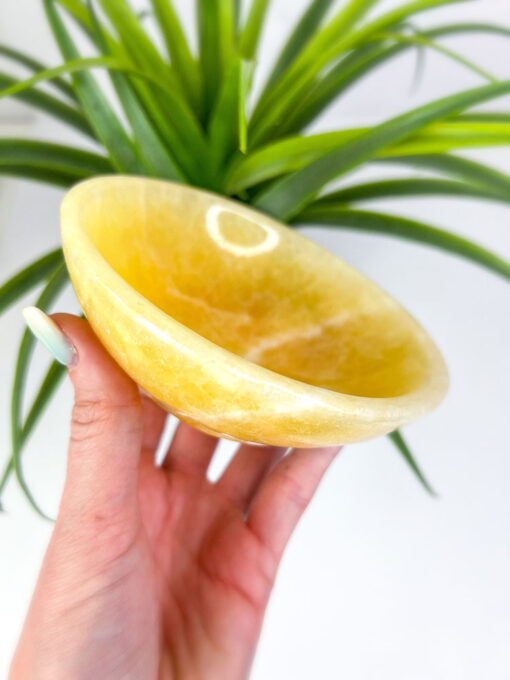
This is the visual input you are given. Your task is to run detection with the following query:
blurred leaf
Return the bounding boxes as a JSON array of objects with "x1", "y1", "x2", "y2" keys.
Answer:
[
  {"x1": 43, "y1": 0, "x2": 147, "y2": 174},
  {"x1": 376, "y1": 31, "x2": 496, "y2": 83},
  {"x1": 0, "y1": 249, "x2": 64, "y2": 316},
  {"x1": 0, "y1": 165, "x2": 78, "y2": 186},
  {"x1": 0, "y1": 72, "x2": 94, "y2": 138},
  {"x1": 150, "y1": 0, "x2": 203, "y2": 115},
  {"x1": 261, "y1": 0, "x2": 335, "y2": 95},
  {"x1": 0, "y1": 361, "x2": 66, "y2": 508},
  {"x1": 0, "y1": 44, "x2": 77, "y2": 101},
  {"x1": 86, "y1": 0, "x2": 184, "y2": 181},
  {"x1": 10, "y1": 263, "x2": 69, "y2": 518},
  {"x1": 254, "y1": 80, "x2": 510, "y2": 219},
  {"x1": 0, "y1": 138, "x2": 113, "y2": 175},
  {"x1": 388, "y1": 431, "x2": 436, "y2": 495},
  {"x1": 317, "y1": 177, "x2": 510, "y2": 205},
  {"x1": 197, "y1": 0, "x2": 236, "y2": 116},
  {"x1": 209, "y1": 59, "x2": 254, "y2": 170},
  {"x1": 251, "y1": 0, "x2": 466, "y2": 146},
  {"x1": 377, "y1": 153, "x2": 510, "y2": 197},
  {"x1": 239, "y1": 0, "x2": 271, "y2": 59},
  {"x1": 293, "y1": 205, "x2": 510, "y2": 281},
  {"x1": 227, "y1": 119, "x2": 510, "y2": 193}
]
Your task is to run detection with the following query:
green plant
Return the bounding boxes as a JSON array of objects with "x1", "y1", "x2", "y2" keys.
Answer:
[{"x1": 1, "y1": 0, "x2": 509, "y2": 515}]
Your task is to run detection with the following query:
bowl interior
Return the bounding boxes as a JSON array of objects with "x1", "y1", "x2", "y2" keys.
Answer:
[{"x1": 80, "y1": 180, "x2": 430, "y2": 399}]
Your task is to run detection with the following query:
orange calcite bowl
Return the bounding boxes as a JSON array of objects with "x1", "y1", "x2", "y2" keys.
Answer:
[{"x1": 60, "y1": 176, "x2": 448, "y2": 447}]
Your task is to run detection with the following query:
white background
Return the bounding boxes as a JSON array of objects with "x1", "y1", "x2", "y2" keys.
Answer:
[{"x1": 1, "y1": 1, "x2": 510, "y2": 678}]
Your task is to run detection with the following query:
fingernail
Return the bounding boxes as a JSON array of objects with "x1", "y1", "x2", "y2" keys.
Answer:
[{"x1": 22, "y1": 306, "x2": 78, "y2": 367}]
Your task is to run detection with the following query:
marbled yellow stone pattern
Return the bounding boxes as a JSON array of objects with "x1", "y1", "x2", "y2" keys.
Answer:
[{"x1": 60, "y1": 176, "x2": 448, "y2": 447}]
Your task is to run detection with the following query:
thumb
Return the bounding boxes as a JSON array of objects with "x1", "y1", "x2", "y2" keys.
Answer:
[{"x1": 23, "y1": 309, "x2": 143, "y2": 515}]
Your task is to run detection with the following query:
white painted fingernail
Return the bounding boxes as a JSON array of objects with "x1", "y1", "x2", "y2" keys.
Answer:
[{"x1": 22, "y1": 306, "x2": 77, "y2": 367}]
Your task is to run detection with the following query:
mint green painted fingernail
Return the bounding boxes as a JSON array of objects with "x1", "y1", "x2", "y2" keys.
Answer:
[{"x1": 22, "y1": 306, "x2": 77, "y2": 367}]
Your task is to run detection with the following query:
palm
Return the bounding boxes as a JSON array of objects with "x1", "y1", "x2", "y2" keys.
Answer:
[{"x1": 116, "y1": 397, "x2": 339, "y2": 679}]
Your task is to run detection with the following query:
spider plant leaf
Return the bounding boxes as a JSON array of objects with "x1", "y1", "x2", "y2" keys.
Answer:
[
  {"x1": 376, "y1": 31, "x2": 496, "y2": 83},
  {"x1": 292, "y1": 205, "x2": 510, "y2": 281},
  {"x1": 388, "y1": 430, "x2": 436, "y2": 495},
  {"x1": 43, "y1": 0, "x2": 147, "y2": 174},
  {"x1": 197, "y1": 0, "x2": 236, "y2": 116},
  {"x1": 254, "y1": 79, "x2": 510, "y2": 219},
  {"x1": 55, "y1": 0, "x2": 94, "y2": 34},
  {"x1": 150, "y1": 0, "x2": 203, "y2": 115},
  {"x1": 233, "y1": 0, "x2": 242, "y2": 31},
  {"x1": 209, "y1": 58, "x2": 254, "y2": 170},
  {"x1": 0, "y1": 165, "x2": 80, "y2": 187},
  {"x1": 0, "y1": 44, "x2": 77, "y2": 101},
  {"x1": 239, "y1": 0, "x2": 271, "y2": 59},
  {"x1": 227, "y1": 119, "x2": 510, "y2": 193},
  {"x1": 86, "y1": 0, "x2": 210, "y2": 183},
  {"x1": 22, "y1": 362, "x2": 67, "y2": 444},
  {"x1": 10, "y1": 263, "x2": 69, "y2": 518},
  {"x1": 377, "y1": 153, "x2": 510, "y2": 197},
  {"x1": 97, "y1": 0, "x2": 176, "y2": 86},
  {"x1": 250, "y1": 0, "x2": 468, "y2": 146},
  {"x1": 0, "y1": 138, "x2": 113, "y2": 175},
  {"x1": 0, "y1": 249, "x2": 64, "y2": 316},
  {"x1": 86, "y1": 0, "x2": 184, "y2": 181},
  {"x1": 252, "y1": 0, "x2": 380, "y2": 132},
  {"x1": 0, "y1": 72, "x2": 94, "y2": 138},
  {"x1": 457, "y1": 112, "x2": 510, "y2": 124},
  {"x1": 0, "y1": 361, "x2": 66, "y2": 507},
  {"x1": 261, "y1": 0, "x2": 336, "y2": 96},
  {"x1": 427, "y1": 21, "x2": 510, "y2": 41},
  {"x1": 317, "y1": 177, "x2": 510, "y2": 206},
  {"x1": 282, "y1": 22, "x2": 510, "y2": 137}
]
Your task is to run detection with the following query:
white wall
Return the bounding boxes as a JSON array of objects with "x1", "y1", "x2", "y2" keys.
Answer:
[{"x1": 1, "y1": 1, "x2": 510, "y2": 678}]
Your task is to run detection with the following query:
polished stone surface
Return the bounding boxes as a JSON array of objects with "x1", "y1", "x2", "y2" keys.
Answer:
[{"x1": 61, "y1": 176, "x2": 448, "y2": 447}]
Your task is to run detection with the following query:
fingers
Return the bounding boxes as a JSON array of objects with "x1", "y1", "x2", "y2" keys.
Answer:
[
  {"x1": 162, "y1": 421, "x2": 218, "y2": 477},
  {"x1": 247, "y1": 446, "x2": 341, "y2": 560},
  {"x1": 140, "y1": 392, "x2": 167, "y2": 452},
  {"x1": 216, "y1": 444, "x2": 287, "y2": 513},
  {"x1": 51, "y1": 313, "x2": 144, "y2": 513}
]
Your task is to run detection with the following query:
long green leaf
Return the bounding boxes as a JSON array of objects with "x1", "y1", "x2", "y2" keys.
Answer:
[
  {"x1": 427, "y1": 21, "x2": 510, "y2": 41},
  {"x1": 43, "y1": 0, "x2": 147, "y2": 174},
  {"x1": 0, "y1": 72, "x2": 94, "y2": 138},
  {"x1": 86, "y1": 0, "x2": 183, "y2": 181},
  {"x1": 377, "y1": 153, "x2": 510, "y2": 197},
  {"x1": 374, "y1": 31, "x2": 496, "y2": 83},
  {"x1": 239, "y1": 0, "x2": 271, "y2": 59},
  {"x1": 0, "y1": 361, "x2": 66, "y2": 507},
  {"x1": 0, "y1": 44, "x2": 77, "y2": 101},
  {"x1": 250, "y1": 0, "x2": 467, "y2": 146},
  {"x1": 56, "y1": 0, "x2": 94, "y2": 34},
  {"x1": 280, "y1": 22, "x2": 510, "y2": 137},
  {"x1": 97, "y1": 0, "x2": 175, "y2": 85},
  {"x1": 197, "y1": 0, "x2": 236, "y2": 116},
  {"x1": 254, "y1": 80, "x2": 510, "y2": 219},
  {"x1": 292, "y1": 205, "x2": 510, "y2": 281},
  {"x1": 227, "y1": 119, "x2": 510, "y2": 193},
  {"x1": 150, "y1": 0, "x2": 202, "y2": 115},
  {"x1": 85, "y1": 0, "x2": 211, "y2": 183},
  {"x1": 388, "y1": 431, "x2": 436, "y2": 495},
  {"x1": 0, "y1": 249, "x2": 64, "y2": 316},
  {"x1": 209, "y1": 59, "x2": 253, "y2": 170},
  {"x1": 0, "y1": 138, "x2": 113, "y2": 175},
  {"x1": 253, "y1": 0, "x2": 380, "y2": 127},
  {"x1": 0, "y1": 164, "x2": 78, "y2": 187},
  {"x1": 261, "y1": 0, "x2": 336, "y2": 96},
  {"x1": 317, "y1": 177, "x2": 510, "y2": 206},
  {"x1": 10, "y1": 263, "x2": 69, "y2": 518}
]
